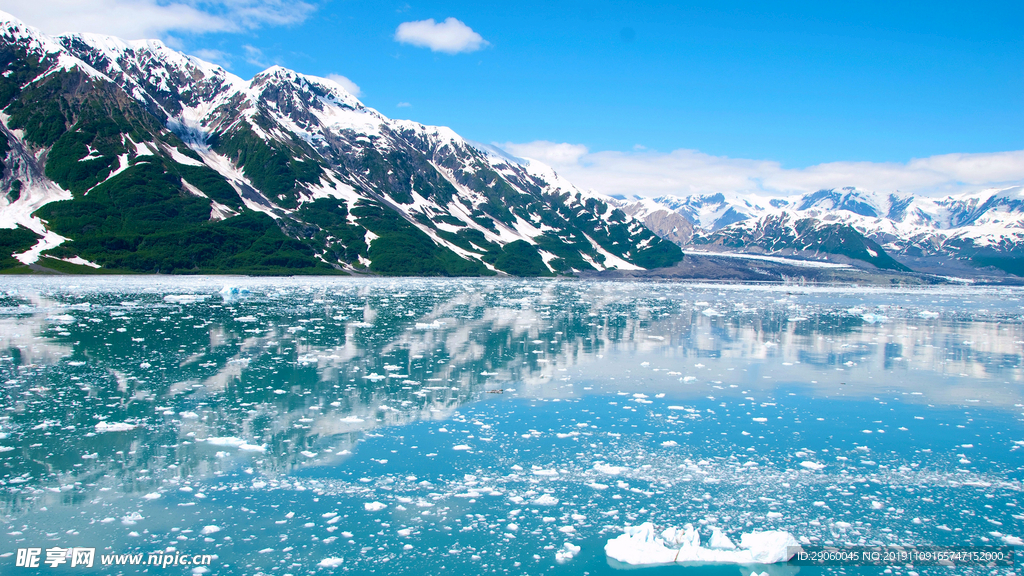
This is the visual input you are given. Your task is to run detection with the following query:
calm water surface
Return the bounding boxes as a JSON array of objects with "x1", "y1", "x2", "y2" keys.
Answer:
[{"x1": 0, "y1": 277, "x2": 1021, "y2": 575}]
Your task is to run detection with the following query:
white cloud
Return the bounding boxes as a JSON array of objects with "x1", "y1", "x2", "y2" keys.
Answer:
[
  {"x1": 241, "y1": 44, "x2": 267, "y2": 67},
  {"x1": 190, "y1": 48, "x2": 232, "y2": 67},
  {"x1": 394, "y1": 17, "x2": 488, "y2": 54},
  {"x1": 325, "y1": 74, "x2": 361, "y2": 97},
  {"x1": 497, "y1": 141, "x2": 1024, "y2": 199},
  {"x1": 0, "y1": 0, "x2": 315, "y2": 39}
]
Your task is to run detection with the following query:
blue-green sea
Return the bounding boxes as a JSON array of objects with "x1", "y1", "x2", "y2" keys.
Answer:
[{"x1": 1, "y1": 277, "x2": 1021, "y2": 575}]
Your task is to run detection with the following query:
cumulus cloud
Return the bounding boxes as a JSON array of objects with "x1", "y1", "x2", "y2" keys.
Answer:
[
  {"x1": 394, "y1": 17, "x2": 488, "y2": 54},
  {"x1": 1, "y1": 0, "x2": 315, "y2": 39},
  {"x1": 324, "y1": 73, "x2": 361, "y2": 97},
  {"x1": 497, "y1": 141, "x2": 1024, "y2": 199}
]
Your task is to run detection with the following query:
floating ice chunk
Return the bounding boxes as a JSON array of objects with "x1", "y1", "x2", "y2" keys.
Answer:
[
  {"x1": 0, "y1": 446, "x2": 14, "y2": 452},
  {"x1": 605, "y1": 522, "x2": 799, "y2": 566},
  {"x1": 200, "y1": 526, "x2": 220, "y2": 535},
  {"x1": 555, "y1": 542, "x2": 581, "y2": 563},
  {"x1": 415, "y1": 321, "x2": 442, "y2": 329},
  {"x1": 800, "y1": 461, "x2": 825, "y2": 470},
  {"x1": 661, "y1": 441, "x2": 679, "y2": 447},
  {"x1": 201, "y1": 437, "x2": 265, "y2": 452},
  {"x1": 533, "y1": 468, "x2": 558, "y2": 476},
  {"x1": 95, "y1": 421, "x2": 136, "y2": 433},
  {"x1": 204, "y1": 437, "x2": 244, "y2": 446},
  {"x1": 234, "y1": 316, "x2": 257, "y2": 322},
  {"x1": 604, "y1": 523, "x2": 679, "y2": 566},
  {"x1": 594, "y1": 463, "x2": 625, "y2": 475},
  {"x1": 752, "y1": 417, "x2": 767, "y2": 423},
  {"x1": 1002, "y1": 535, "x2": 1023, "y2": 546},
  {"x1": 364, "y1": 502, "x2": 387, "y2": 512},
  {"x1": 219, "y1": 286, "x2": 249, "y2": 301},
  {"x1": 143, "y1": 492, "x2": 161, "y2": 500},
  {"x1": 662, "y1": 524, "x2": 700, "y2": 548},
  {"x1": 708, "y1": 528, "x2": 736, "y2": 549},
  {"x1": 533, "y1": 494, "x2": 559, "y2": 506},
  {"x1": 453, "y1": 445, "x2": 471, "y2": 451},
  {"x1": 737, "y1": 531, "x2": 802, "y2": 563},
  {"x1": 301, "y1": 451, "x2": 317, "y2": 458},
  {"x1": 318, "y1": 557, "x2": 344, "y2": 568},
  {"x1": 121, "y1": 512, "x2": 144, "y2": 525},
  {"x1": 163, "y1": 295, "x2": 209, "y2": 304},
  {"x1": 340, "y1": 416, "x2": 364, "y2": 423}
]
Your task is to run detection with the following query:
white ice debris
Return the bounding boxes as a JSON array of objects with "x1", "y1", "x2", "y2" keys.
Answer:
[
  {"x1": 200, "y1": 525, "x2": 220, "y2": 535},
  {"x1": 799, "y1": 461, "x2": 825, "y2": 470},
  {"x1": 201, "y1": 436, "x2": 266, "y2": 452},
  {"x1": 533, "y1": 494, "x2": 559, "y2": 506},
  {"x1": 94, "y1": 421, "x2": 136, "y2": 432},
  {"x1": 593, "y1": 462, "x2": 625, "y2": 475},
  {"x1": 162, "y1": 294, "x2": 209, "y2": 304},
  {"x1": 708, "y1": 527, "x2": 736, "y2": 549},
  {"x1": 364, "y1": 501, "x2": 387, "y2": 511},
  {"x1": 605, "y1": 522, "x2": 799, "y2": 566},
  {"x1": 318, "y1": 557, "x2": 344, "y2": 568},
  {"x1": 555, "y1": 542, "x2": 581, "y2": 563}
]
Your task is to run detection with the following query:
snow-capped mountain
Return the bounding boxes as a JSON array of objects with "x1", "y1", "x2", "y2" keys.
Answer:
[
  {"x1": 0, "y1": 12, "x2": 681, "y2": 275},
  {"x1": 616, "y1": 185, "x2": 1024, "y2": 276}
]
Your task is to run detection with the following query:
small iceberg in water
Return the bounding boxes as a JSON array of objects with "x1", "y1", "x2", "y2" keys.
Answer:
[
  {"x1": 219, "y1": 285, "x2": 250, "y2": 301},
  {"x1": 605, "y1": 522, "x2": 799, "y2": 566}
]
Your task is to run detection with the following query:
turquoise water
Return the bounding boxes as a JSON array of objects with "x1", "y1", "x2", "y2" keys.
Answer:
[{"x1": 0, "y1": 277, "x2": 1021, "y2": 575}]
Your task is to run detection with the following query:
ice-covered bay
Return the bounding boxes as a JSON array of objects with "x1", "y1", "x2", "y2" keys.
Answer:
[{"x1": 0, "y1": 277, "x2": 1022, "y2": 575}]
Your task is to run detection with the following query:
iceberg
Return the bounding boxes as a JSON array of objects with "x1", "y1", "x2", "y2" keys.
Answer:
[
  {"x1": 94, "y1": 421, "x2": 136, "y2": 433},
  {"x1": 555, "y1": 542, "x2": 581, "y2": 563},
  {"x1": 605, "y1": 522, "x2": 799, "y2": 566},
  {"x1": 219, "y1": 286, "x2": 250, "y2": 301}
]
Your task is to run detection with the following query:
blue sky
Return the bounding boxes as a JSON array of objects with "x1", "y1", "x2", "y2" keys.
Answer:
[{"x1": 4, "y1": 0, "x2": 1023, "y2": 196}]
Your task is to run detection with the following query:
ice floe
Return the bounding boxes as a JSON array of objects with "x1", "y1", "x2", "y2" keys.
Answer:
[{"x1": 605, "y1": 522, "x2": 799, "y2": 566}]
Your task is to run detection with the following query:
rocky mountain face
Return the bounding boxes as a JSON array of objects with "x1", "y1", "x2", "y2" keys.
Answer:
[
  {"x1": 0, "y1": 12, "x2": 681, "y2": 275},
  {"x1": 616, "y1": 185, "x2": 1024, "y2": 276}
]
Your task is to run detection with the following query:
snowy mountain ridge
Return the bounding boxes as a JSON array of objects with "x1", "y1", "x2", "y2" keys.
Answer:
[
  {"x1": 0, "y1": 11, "x2": 681, "y2": 275},
  {"x1": 616, "y1": 184, "x2": 1024, "y2": 275}
]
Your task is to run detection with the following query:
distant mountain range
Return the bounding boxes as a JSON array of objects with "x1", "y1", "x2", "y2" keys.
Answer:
[
  {"x1": 0, "y1": 12, "x2": 681, "y2": 276},
  {"x1": 616, "y1": 185, "x2": 1024, "y2": 277}
]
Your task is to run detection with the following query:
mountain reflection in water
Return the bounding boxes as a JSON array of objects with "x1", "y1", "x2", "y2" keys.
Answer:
[{"x1": 1, "y1": 278, "x2": 1021, "y2": 575}]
